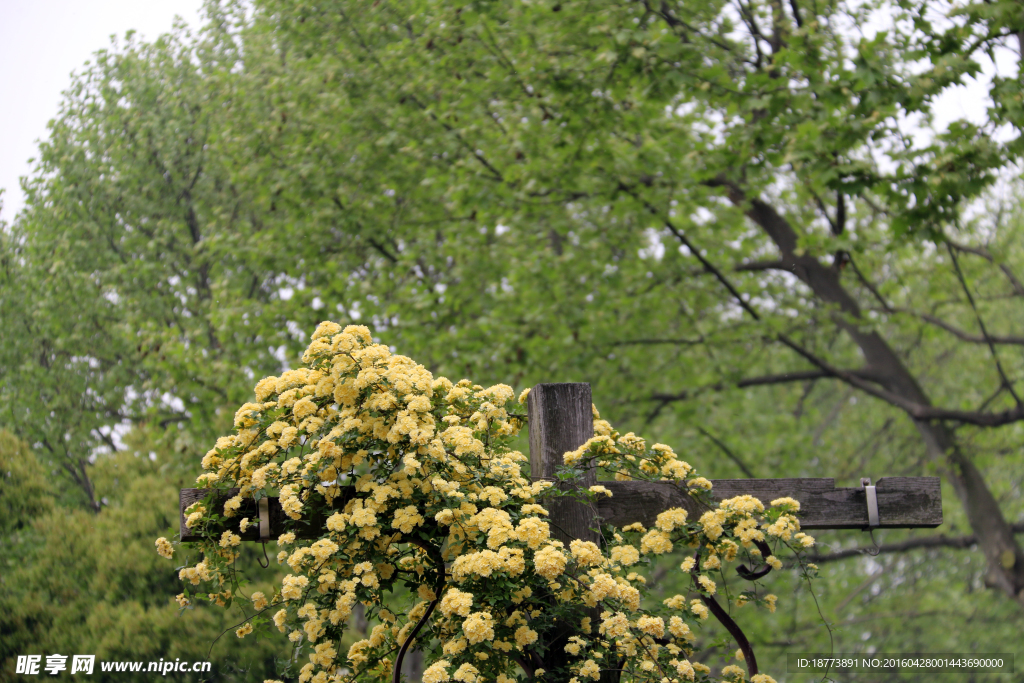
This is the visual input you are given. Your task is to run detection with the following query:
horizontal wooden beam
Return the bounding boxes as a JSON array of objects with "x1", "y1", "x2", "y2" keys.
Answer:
[
  {"x1": 179, "y1": 488, "x2": 332, "y2": 543},
  {"x1": 596, "y1": 477, "x2": 942, "y2": 530},
  {"x1": 180, "y1": 476, "x2": 940, "y2": 542}
]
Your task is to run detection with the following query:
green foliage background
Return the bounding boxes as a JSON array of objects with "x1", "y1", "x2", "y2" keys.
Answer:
[{"x1": 2, "y1": 0, "x2": 1024, "y2": 679}]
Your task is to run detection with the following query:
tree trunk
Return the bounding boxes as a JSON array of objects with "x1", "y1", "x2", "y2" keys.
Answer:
[{"x1": 732, "y1": 191, "x2": 1024, "y2": 603}]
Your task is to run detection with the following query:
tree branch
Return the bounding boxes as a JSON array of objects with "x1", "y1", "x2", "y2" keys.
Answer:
[
  {"x1": 776, "y1": 335, "x2": 1024, "y2": 426},
  {"x1": 620, "y1": 183, "x2": 761, "y2": 321},
  {"x1": 947, "y1": 243, "x2": 1022, "y2": 405},
  {"x1": 609, "y1": 337, "x2": 707, "y2": 346},
  {"x1": 651, "y1": 368, "x2": 878, "y2": 404},
  {"x1": 946, "y1": 238, "x2": 1024, "y2": 297},
  {"x1": 696, "y1": 426, "x2": 757, "y2": 478},
  {"x1": 881, "y1": 307, "x2": 1024, "y2": 345},
  {"x1": 806, "y1": 522, "x2": 1024, "y2": 564},
  {"x1": 736, "y1": 259, "x2": 789, "y2": 272},
  {"x1": 847, "y1": 254, "x2": 892, "y2": 312}
]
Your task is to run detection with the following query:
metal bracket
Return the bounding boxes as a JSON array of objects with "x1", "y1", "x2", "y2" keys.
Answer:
[
  {"x1": 258, "y1": 496, "x2": 271, "y2": 541},
  {"x1": 860, "y1": 477, "x2": 879, "y2": 528}
]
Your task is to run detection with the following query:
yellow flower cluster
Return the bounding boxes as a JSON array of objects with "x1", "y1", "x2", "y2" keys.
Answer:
[
  {"x1": 170, "y1": 322, "x2": 815, "y2": 683},
  {"x1": 155, "y1": 537, "x2": 174, "y2": 559}
]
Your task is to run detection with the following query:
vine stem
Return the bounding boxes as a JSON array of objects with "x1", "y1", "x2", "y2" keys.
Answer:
[
  {"x1": 692, "y1": 549, "x2": 759, "y2": 677},
  {"x1": 392, "y1": 535, "x2": 446, "y2": 683},
  {"x1": 701, "y1": 593, "x2": 758, "y2": 676}
]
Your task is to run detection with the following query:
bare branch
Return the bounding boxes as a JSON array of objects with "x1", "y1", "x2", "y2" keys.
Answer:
[
  {"x1": 651, "y1": 368, "x2": 877, "y2": 404},
  {"x1": 847, "y1": 254, "x2": 892, "y2": 312},
  {"x1": 696, "y1": 426, "x2": 757, "y2": 478},
  {"x1": 881, "y1": 307, "x2": 1024, "y2": 345},
  {"x1": 946, "y1": 238, "x2": 1024, "y2": 297},
  {"x1": 777, "y1": 335, "x2": 1024, "y2": 427},
  {"x1": 806, "y1": 522, "x2": 1024, "y2": 564},
  {"x1": 610, "y1": 337, "x2": 707, "y2": 346},
  {"x1": 947, "y1": 243, "x2": 1022, "y2": 405},
  {"x1": 736, "y1": 259, "x2": 790, "y2": 272},
  {"x1": 620, "y1": 182, "x2": 762, "y2": 322}
]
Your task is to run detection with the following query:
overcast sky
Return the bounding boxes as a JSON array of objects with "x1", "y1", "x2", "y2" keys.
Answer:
[
  {"x1": 0, "y1": 1, "x2": 1015, "y2": 224},
  {"x1": 0, "y1": 0, "x2": 205, "y2": 222}
]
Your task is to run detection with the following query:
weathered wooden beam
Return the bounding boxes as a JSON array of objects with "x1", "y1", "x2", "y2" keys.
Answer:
[
  {"x1": 181, "y1": 476, "x2": 941, "y2": 541},
  {"x1": 595, "y1": 477, "x2": 942, "y2": 530},
  {"x1": 179, "y1": 488, "x2": 329, "y2": 543}
]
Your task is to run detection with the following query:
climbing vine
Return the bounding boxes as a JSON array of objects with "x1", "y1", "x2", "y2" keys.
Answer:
[{"x1": 158, "y1": 323, "x2": 818, "y2": 683}]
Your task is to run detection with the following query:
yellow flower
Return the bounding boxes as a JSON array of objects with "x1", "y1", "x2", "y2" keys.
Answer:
[
  {"x1": 721, "y1": 494, "x2": 765, "y2": 515},
  {"x1": 439, "y1": 588, "x2": 474, "y2": 618},
  {"x1": 588, "y1": 573, "x2": 619, "y2": 602},
  {"x1": 463, "y1": 612, "x2": 495, "y2": 644},
  {"x1": 674, "y1": 659, "x2": 696, "y2": 680},
  {"x1": 668, "y1": 616, "x2": 692, "y2": 640},
  {"x1": 610, "y1": 545, "x2": 639, "y2": 566},
  {"x1": 155, "y1": 537, "x2": 174, "y2": 559},
  {"x1": 637, "y1": 615, "x2": 665, "y2": 638},
  {"x1": 423, "y1": 660, "x2": 452, "y2": 683},
  {"x1": 599, "y1": 612, "x2": 630, "y2": 638},
  {"x1": 182, "y1": 322, "x2": 811, "y2": 683},
  {"x1": 392, "y1": 505, "x2": 425, "y2": 533},
  {"x1": 515, "y1": 517, "x2": 550, "y2": 549},
  {"x1": 722, "y1": 664, "x2": 745, "y2": 680},
  {"x1": 293, "y1": 397, "x2": 318, "y2": 419},
  {"x1": 569, "y1": 539, "x2": 603, "y2": 566},
  {"x1": 770, "y1": 496, "x2": 800, "y2": 511},
  {"x1": 579, "y1": 659, "x2": 601, "y2": 680},
  {"x1": 515, "y1": 625, "x2": 538, "y2": 647},
  {"x1": 640, "y1": 529, "x2": 673, "y2": 555},
  {"x1": 564, "y1": 636, "x2": 587, "y2": 655},
  {"x1": 655, "y1": 507, "x2": 688, "y2": 532},
  {"x1": 236, "y1": 623, "x2": 253, "y2": 638},
  {"x1": 273, "y1": 609, "x2": 288, "y2": 632},
  {"x1": 281, "y1": 575, "x2": 309, "y2": 601},
  {"x1": 534, "y1": 545, "x2": 567, "y2": 579},
  {"x1": 453, "y1": 663, "x2": 479, "y2": 683},
  {"x1": 220, "y1": 531, "x2": 242, "y2": 548}
]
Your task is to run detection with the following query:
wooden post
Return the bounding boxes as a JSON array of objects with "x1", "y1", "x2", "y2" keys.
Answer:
[
  {"x1": 527, "y1": 382, "x2": 614, "y2": 682},
  {"x1": 527, "y1": 383, "x2": 599, "y2": 547}
]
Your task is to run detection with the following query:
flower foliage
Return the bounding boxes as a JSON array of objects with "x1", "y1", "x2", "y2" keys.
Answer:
[{"x1": 166, "y1": 322, "x2": 816, "y2": 683}]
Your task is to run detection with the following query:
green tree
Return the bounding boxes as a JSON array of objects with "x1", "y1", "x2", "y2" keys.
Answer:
[
  {"x1": 0, "y1": 429, "x2": 291, "y2": 681},
  {"x1": 3, "y1": 0, "x2": 1024, "y2": 676}
]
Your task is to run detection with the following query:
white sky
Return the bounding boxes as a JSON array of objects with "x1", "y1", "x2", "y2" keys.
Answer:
[
  {"x1": 0, "y1": 1, "x2": 1015, "y2": 224},
  {"x1": 0, "y1": 0, "x2": 205, "y2": 222}
]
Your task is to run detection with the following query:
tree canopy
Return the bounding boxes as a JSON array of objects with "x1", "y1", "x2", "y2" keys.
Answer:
[{"x1": 2, "y1": 0, "x2": 1024, "y2": 679}]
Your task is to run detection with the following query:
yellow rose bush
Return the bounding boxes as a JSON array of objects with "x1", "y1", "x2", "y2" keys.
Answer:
[{"x1": 166, "y1": 322, "x2": 817, "y2": 683}]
